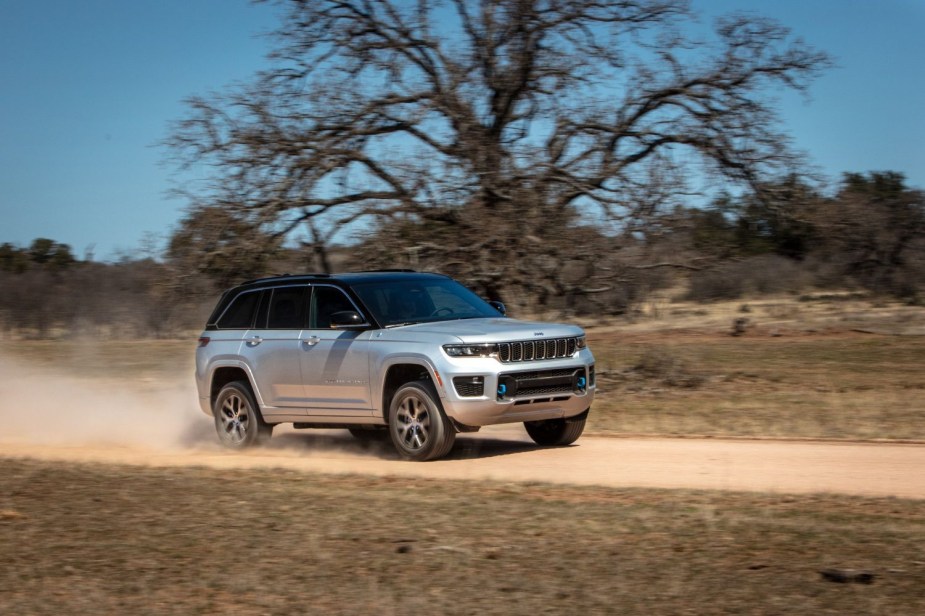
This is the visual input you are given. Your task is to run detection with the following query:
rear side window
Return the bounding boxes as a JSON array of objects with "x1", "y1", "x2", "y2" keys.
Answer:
[
  {"x1": 216, "y1": 291, "x2": 260, "y2": 329},
  {"x1": 266, "y1": 286, "x2": 307, "y2": 329}
]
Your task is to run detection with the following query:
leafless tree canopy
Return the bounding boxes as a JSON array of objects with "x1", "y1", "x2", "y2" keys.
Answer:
[{"x1": 167, "y1": 0, "x2": 830, "y2": 309}]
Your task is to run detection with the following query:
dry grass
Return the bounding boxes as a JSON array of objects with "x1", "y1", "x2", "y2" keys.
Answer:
[
  {"x1": 2, "y1": 339, "x2": 194, "y2": 382},
  {"x1": 589, "y1": 334, "x2": 925, "y2": 440},
  {"x1": 583, "y1": 295, "x2": 925, "y2": 440},
  {"x1": 1, "y1": 458, "x2": 923, "y2": 615}
]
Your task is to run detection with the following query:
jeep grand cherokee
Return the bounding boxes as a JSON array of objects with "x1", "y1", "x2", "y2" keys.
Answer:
[{"x1": 195, "y1": 271, "x2": 595, "y2": 461}]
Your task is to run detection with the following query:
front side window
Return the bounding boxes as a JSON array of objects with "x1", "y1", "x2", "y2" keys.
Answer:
[
  {"x1": 310, "y1": 286, "x2": 360, "y2": 328},
  {"x1": 352, "y1": 278, "x2": 500, "y2": 327}
]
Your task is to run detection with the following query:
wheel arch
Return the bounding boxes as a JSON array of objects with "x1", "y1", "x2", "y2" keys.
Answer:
[
  {"x1": 209, "y1": 363, "x2": 260, "y2": 410},
  {"x1": 379, "y1": 360, "x2": 439, "y2": 422}
]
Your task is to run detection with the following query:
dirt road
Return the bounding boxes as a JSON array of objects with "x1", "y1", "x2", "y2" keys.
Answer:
[
  {"x1": 3, "y1": 426, "x2": 923, "y2": 499},
  {"x1": 1, "y1": 353, "x2": 922, "y2": 498}
]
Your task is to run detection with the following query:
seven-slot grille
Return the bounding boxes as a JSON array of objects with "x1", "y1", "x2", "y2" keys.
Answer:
[{"x1": 497, "y1": 337, "x2": 579, "y2": 363}]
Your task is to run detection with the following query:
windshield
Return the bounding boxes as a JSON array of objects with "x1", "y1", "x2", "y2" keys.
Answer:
[{"x1": 352, "y1": 278, "x2": 502, "y2": 327}]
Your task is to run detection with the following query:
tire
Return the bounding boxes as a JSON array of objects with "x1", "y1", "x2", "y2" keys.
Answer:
[
  {"x1": 213, "y1": 381, "x2": 272, "y2": 448},
  {"x1": 524, "y1": 414, "x2": 586, "y2": 447},
  {"x1": 388, "y1": 380, "x2": 456, "y2": 461}
]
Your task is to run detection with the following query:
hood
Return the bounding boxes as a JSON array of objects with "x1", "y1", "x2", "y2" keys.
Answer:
[{"x1": 392, "y1": 318, "x2": 584, "y2": 343}]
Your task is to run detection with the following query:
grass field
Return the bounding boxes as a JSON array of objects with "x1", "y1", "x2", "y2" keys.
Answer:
[
  {"x1": 581, "y1": 295, "x2": 925, "y2": 440},
  {"x1": 588, "y1": 333, "x2": 925, "y2": 440},
  {"x1": 1, "y1": 458, "x2": 923, "y2": 615}
]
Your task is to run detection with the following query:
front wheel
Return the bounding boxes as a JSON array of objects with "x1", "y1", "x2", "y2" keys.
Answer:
[
  {"x1": 213, "y1": 381, "x2": 272, "y2": 448},
  {"x1": 524, "y1": 414, "x2": 586, "y2": 447},
  {"x1": 388, "y1": 381, "x2": 456, "y2": 461}
]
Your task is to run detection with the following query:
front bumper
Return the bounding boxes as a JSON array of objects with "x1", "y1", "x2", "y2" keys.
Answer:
[
  {"x1": 435, "y1": 350, "x2": 595, "y2": 427},
  {"x1": 443, "y1": 389, "x2": 593, "y2": 427}
]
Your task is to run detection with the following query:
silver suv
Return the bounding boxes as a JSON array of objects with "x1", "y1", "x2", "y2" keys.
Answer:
[{"x1": 195, "y1": 271, "x2": 595, "y2": 461}]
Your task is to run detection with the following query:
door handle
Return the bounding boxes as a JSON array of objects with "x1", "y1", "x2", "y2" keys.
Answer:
[
  {"x1": 303, "y1": 336, "x2": 321, "y2": 347},
  {"x1": 245, "y1": 336, "x2": 263, "y2": 346}
]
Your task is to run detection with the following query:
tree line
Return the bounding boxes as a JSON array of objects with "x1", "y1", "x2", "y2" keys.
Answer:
[
  {"x1": 670, "y1": 172, "x2": 925, "y2": 303},
  {"x1": 2, "y1": 169, "x2": 921, "y2": 339},
  {"x1": 0, "y1": 240, "x2": 208, "y2": 338}
]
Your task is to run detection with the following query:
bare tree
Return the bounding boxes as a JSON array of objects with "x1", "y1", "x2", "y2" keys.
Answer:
[
  {"x1": 167, "y1": 0, "x2": 829, "y2": 309},
  {"x1": 167, "y1": 206, "x2": 282, "y2": 289}
]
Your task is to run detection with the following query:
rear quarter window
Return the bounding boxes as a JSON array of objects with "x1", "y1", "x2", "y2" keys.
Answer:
[{"x1": 216, "y1": 291, "x2": 261, "y2": 329}]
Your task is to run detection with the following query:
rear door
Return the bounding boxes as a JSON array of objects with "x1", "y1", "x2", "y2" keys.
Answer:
[{"x1": 246, "y1": 285, "x2": 310, "y2": 410}]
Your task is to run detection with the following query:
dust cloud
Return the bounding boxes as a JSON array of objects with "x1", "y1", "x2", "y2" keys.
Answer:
[{"x1": 0, "y1": 355, "x2": 213, "y2": 451}]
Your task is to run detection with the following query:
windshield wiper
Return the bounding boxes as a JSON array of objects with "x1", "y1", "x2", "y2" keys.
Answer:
[{"x1": 384, "y1": 321, "x2": 421, "y2": 328}]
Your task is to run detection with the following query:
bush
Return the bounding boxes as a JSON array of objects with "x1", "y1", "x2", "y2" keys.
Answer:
[
  {"x1": 628, "y1": 347, "x2": 706, "y2": 388},
  {"x1": 684, "y1": 255, "x2": 813, "y2": 302}
]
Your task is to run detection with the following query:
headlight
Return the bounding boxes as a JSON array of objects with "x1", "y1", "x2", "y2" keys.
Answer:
[
  {"x1": 576, "y1": 335, "x2": 587, "y2": 350},
  {"x1": 443, "y1": 344, "x2": 498, "y2": 358}
]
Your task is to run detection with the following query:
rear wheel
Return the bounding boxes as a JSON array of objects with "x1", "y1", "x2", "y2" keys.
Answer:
[
  {"x1": 388, "y1": 381, "x2": 456, "y2": 461},
  {"x1": 213, "y1": 381, "x2": 272, "y2": 448},
  {"x1": 524, "y1": 414, "x2": 586, "y2": 447}
]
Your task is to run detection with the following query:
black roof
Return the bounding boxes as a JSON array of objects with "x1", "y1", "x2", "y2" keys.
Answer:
[
  {"x1": 205, "y1": 270, "x2": 455, "y2": 329},
  {"x1": 233, "y1": 270, "x2": 449, "y2": 292}
]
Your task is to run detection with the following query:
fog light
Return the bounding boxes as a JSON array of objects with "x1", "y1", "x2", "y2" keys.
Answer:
[{"x1": 452, "y1": 376, "x2": 484, "y2": 397}]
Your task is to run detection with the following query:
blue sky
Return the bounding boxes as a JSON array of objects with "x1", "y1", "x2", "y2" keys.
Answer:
[{"x1": 1, "y1": 0, "x2": 923, "y2": 260}]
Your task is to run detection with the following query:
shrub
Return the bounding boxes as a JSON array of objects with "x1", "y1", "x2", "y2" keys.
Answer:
[{"x1": 684, "y1": 255, "x2": 813, "y2": 301}]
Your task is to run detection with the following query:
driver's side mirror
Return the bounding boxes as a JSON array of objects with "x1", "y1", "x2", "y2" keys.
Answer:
[
  {"x1": 488, "y1": 300, "x2": 506, "y2": 316},
  {"x1": 329, "y1": 310, "x2": 369, "y2": 329}
]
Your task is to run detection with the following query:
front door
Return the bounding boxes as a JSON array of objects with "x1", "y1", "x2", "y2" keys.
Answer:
[{"x1": 299, "y1": 285, "x2": 373, "y2": 415}]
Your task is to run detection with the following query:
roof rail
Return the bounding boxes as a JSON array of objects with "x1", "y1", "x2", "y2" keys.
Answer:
[{"x1": 239, "y1": 273, "x2": 331, "y2": 285}]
